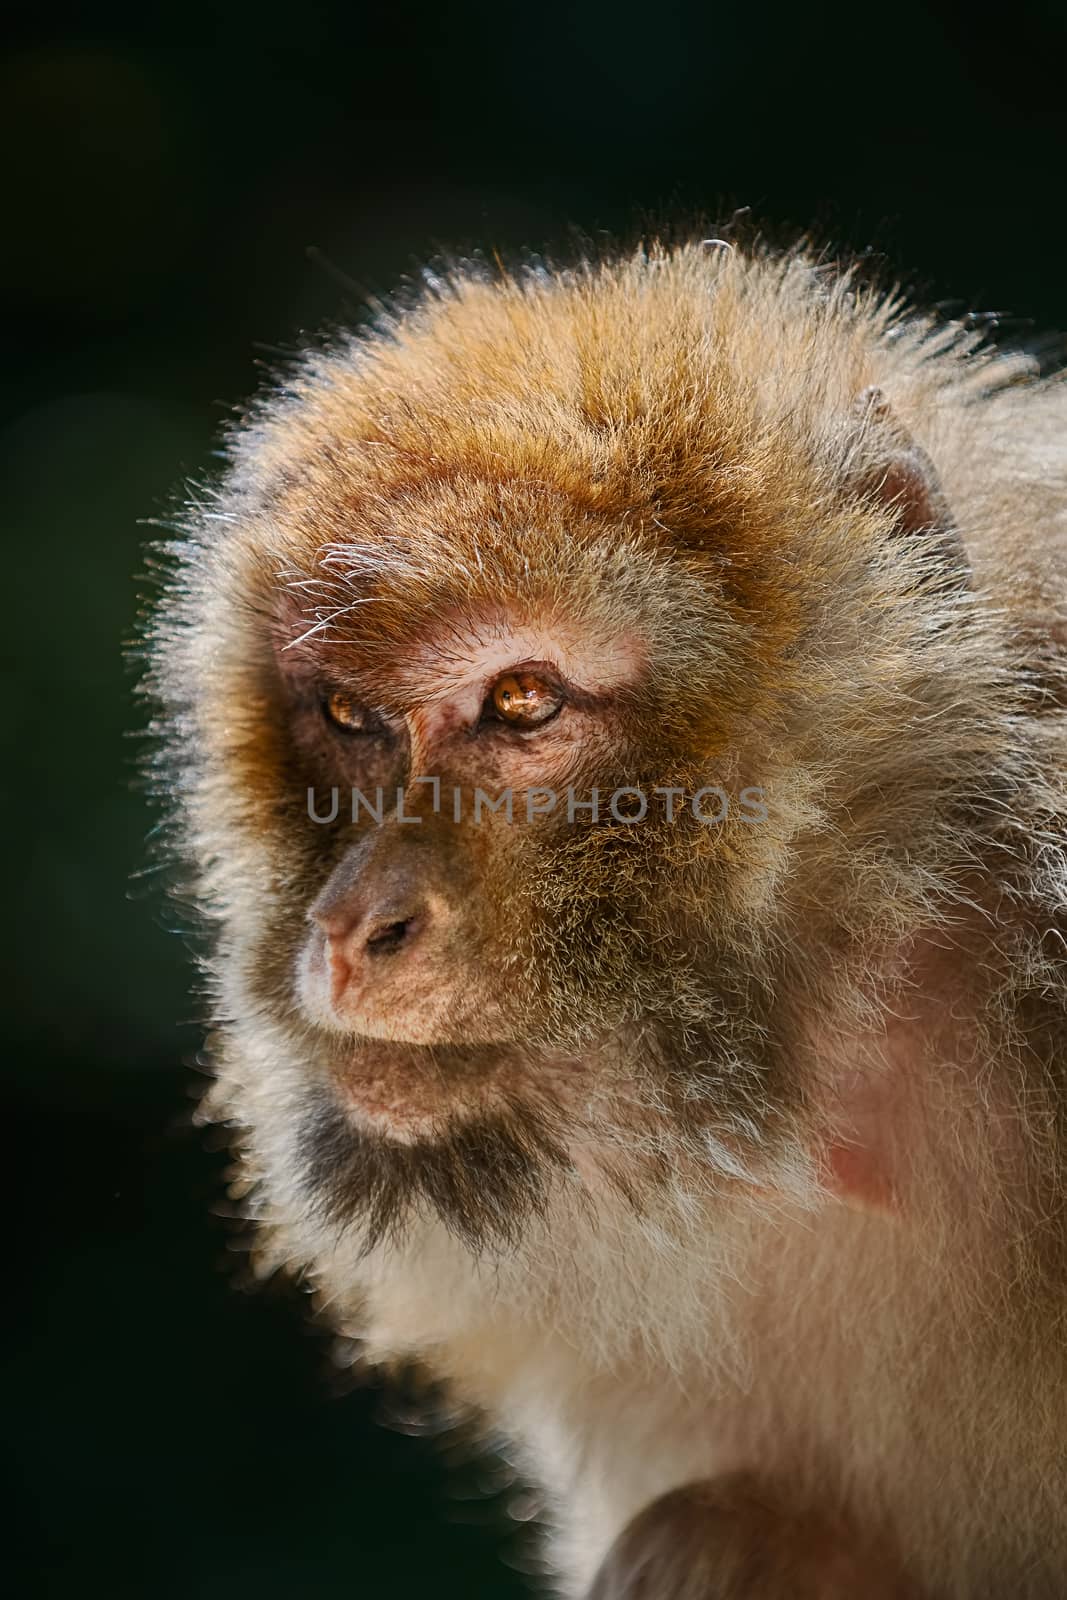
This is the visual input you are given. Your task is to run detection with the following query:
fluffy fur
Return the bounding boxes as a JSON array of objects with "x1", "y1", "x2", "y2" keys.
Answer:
[{"x1": 145, "y1": 237, "x2": 1067, "y2": 1596}]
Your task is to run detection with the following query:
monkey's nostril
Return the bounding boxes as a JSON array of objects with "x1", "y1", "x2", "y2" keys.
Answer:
[{"x1": 365, "y1": 915, "x2": 419, "y2": 955}]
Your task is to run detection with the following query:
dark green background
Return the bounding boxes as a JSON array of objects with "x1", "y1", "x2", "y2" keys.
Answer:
[{"x1": 4, "y1": 2, "x2": 1064, "y2": 1594}]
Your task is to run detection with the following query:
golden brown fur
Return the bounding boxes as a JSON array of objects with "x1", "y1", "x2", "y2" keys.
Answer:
[{"x1": 146, "y1": 238, "x2": 1067, "y2": 1596}]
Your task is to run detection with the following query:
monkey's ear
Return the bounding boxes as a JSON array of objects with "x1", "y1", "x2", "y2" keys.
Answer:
[
  {"x1": 849, "y1": 386, "x2": 969, "y2": 586},
  {"x1": 824, "y1": 1137, "x2": 898, "y2": 1214}
]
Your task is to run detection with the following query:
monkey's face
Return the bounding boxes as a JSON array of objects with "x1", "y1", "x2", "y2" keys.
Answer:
[
  {"x1": 291, "y1": 619, "x2": 645, "y2": 1056},
  {"x1": 179, "y1": 462, "x2": 790, "y2": 1247},
  {"x1": 257, "y1": 542, "x2": 752, "y2": 1135}
]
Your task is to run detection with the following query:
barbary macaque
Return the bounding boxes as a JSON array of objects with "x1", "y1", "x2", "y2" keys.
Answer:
[{"x1": 146, "y1": 236, "x2": 1067, "y2": 1596}]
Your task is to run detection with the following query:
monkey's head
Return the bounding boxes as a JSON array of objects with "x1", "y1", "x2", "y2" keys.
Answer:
[{"x1": 149, "y1": 242, "x2": 986, "y2": 1253}]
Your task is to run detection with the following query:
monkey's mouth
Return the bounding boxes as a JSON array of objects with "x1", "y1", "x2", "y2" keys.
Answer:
[{"x1": 319, "y1": 1036, "x2": 574, "y2": 1144}]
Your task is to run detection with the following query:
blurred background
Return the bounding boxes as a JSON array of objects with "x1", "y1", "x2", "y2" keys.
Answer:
[{"x1": 3, "y1": 1, "x2": 1065, "y2": 1594}]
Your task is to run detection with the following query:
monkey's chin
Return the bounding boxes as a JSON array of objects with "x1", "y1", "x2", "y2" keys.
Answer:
[{"x1": 323, "y1": 1039, "x2": 528, "y2": 1144}]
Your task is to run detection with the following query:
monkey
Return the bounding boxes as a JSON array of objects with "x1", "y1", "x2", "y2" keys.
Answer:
[{"x1": 144, "y1": 236, "x2": 1067, "y2": 1597}]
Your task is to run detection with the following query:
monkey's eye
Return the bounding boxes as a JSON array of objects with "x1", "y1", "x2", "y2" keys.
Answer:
[
  {"x1": 486, "y1": 671, "x2": 564, "y2": 729},
  {"x1": 322, "y1": 690, "x2": 375, "y2": 734}
]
